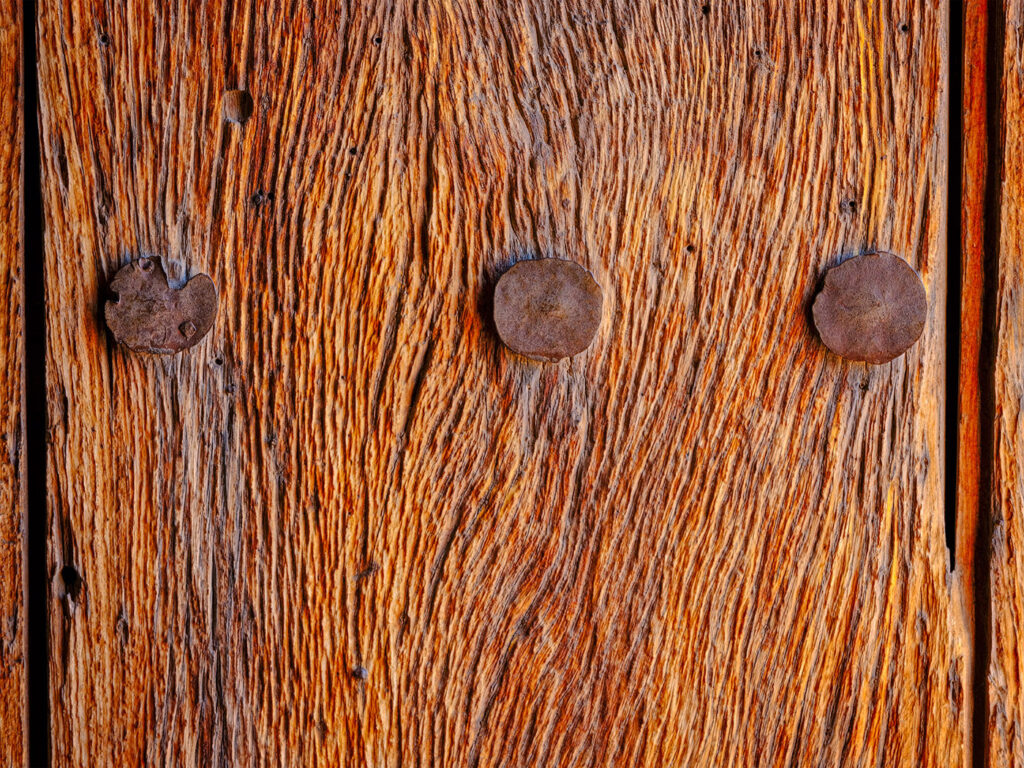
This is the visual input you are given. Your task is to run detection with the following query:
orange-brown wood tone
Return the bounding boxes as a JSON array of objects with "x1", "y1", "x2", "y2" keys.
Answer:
[
  {"x1": 0, "y1": 0, "x2": 24, "y2": 764},
  {"x1": 988, "y1": 0, "x2": 1024, "y2": 764},
  {"x1": 957, "y1": 0, "x2": 987, "y2": 648},
  {"x1": 37, "y1": 1, "x2": 970, "y2": 766}
]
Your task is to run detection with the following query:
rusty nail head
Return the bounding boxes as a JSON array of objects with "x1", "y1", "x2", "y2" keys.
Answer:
[
  {"x1": 105, "y1": 257, "x2": 218, "y2": 354},
  {"x1": 812, "y1": 251, "x2": 926, "y2": 364},
  {"x1": 493, "y1": 258, "x2": 603, "y2": 362}
]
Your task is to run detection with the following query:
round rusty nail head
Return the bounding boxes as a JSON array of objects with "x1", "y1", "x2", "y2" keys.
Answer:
[
  {"x1": 812, "y1": 252, "x2": 926, "y2": 364},
  {"x1": 105, "y1": 257, "x2": 218, "y2": 354},
  {"x1": 493, "y1": 258, "x2": 603, "y2": 362}
]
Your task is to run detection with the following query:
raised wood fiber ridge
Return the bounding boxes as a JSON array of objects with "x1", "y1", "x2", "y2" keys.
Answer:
[{"x1": 32, "y1": 0, "x2": 976, "y2": 766}]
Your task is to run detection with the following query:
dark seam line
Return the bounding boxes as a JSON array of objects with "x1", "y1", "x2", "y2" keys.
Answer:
[
  {"x1": 948, "y1": 0, "x2": 965, "y2": 567},
  {"x1": 23, "y1": 0, "x2": 49, "y2": 765}
]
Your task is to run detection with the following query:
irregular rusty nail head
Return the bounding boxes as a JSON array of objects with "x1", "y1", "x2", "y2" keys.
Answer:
[
  {"x1": 222, "y1": 89, "x2": 254, "y2": 125},
  {"x1": 104, "y1": 257, "x2": 218, "y2": 354},
  {"x1": 812, "y1": 251, "x2": 927, "y2": 364},
  {"x1": 493, "y1": 258, "x2": 603, "y2": 362}
]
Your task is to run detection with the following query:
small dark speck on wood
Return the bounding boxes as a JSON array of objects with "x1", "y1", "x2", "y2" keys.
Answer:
[
  {"x1": 104, "y1": 257, "x2": 218, "y2": 354},
  {"x1": 812, "y1": 251, "x2": 927, "y2": 364},
  {"x1": 493, "y1": 258, "x2": 603, "y2": 362}
]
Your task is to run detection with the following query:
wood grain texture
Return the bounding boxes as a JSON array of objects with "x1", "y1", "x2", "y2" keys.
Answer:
[
  {"x1": 988, "y1": 0, "x2": 1024, "y2": 763},
  {"x1": 38, "y1": 1, "x2": 968, "y2": 766},
  {"x1": 957, "y1": 0, "x2": 987, "y2": 647},
  {"x1": 0, "y1": 0, "x2": 24, "y2": 765}
]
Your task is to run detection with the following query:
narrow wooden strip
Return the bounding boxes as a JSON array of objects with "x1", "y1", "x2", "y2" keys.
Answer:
[
  {"x1": 0, "y1": 0, "x2": 25, "y2": 763},
  {"x1": 958, "y1": 0, "x2": 987, "y2": 642}
]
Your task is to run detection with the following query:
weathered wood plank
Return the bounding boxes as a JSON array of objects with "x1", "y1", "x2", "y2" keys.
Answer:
[
  {"x1": 988, "y1": 0, "x2": 1024, "y2": 763},
  {"x1": 38, "y1": 1, "x2": 967, "y2": 765},
  {"x1": 0, "y1": 0, "x2": 24, "y2": 765}
]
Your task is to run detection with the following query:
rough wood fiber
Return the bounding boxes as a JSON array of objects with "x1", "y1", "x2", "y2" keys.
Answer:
[
  {"x1": 957, "y1": 0, "x2": 987, "y2": 645},
  {"x1": 988, "y1": 0, "x2": 1024, "y2": 763},
  {"x1": 0, "y1": 0, "x2": 24, "y2": 764},
  {"x1": 38, "y1": 1, "x2": 968, "y2": 766}
]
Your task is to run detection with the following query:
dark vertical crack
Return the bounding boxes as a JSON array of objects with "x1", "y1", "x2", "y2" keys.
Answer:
[
  {"x1": 22, "y1": 0, "x2": 49, "y2": 764},
  {"x1": 948, "y1": 0, "x2": 964, "y2": 567}
]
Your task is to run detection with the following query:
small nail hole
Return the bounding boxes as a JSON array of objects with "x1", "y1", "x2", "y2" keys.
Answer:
[
  {"x1": 223, "y1": 89, "x2": 254, "y2": 125},
  {"x1": 98, "y1": 32, "x2": 111, "y2": 47},
  {"x1": 214, "y1": 356, "x2": 224, "y2": 366},
  {"x1": 352, "y1": 666, "x2": 369, "y2": 680},
  {"x1": 349, "y1": 147, "x2": 358, "y2": 156},
  {"x1": 373, "y1": 36, "x2": 382, "y2": 45},
  {"x1": 899, "y1": 22, "x2": 910, "y2": 33},
  {"x1": 686, "y1": 244, "x2": 697, "y2": 253},
  {"x1": 61, "y1": 566, "x2": 84, "y2": 602},
  {"x1": 701, "y1": 4, "x2": 710, "y2": 14}
]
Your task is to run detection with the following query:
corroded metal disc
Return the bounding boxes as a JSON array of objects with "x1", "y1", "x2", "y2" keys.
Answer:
[
  {"x1": 104, "y1": 257, "x2": 218, "y2": 354},
  {"x1": 812, "y1": 252, "x2": 926, "y2": 364},
  {"x1": 493, "y1": 258, "x2": 603, "y2": 362}
]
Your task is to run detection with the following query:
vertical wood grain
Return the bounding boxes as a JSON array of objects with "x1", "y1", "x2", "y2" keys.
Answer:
[
  {"x1": 0, "y1": 0, "x2": 24, "y2": 764},
  {"x1": 958, "y1": 0, "x2": 986, "y2": 645},
  {"x1": 988, "y1": 0, "x2": 1024, "y2": 764},
  {"x1": 38, "y1": 1, "x2": 967, "y2": 766}
]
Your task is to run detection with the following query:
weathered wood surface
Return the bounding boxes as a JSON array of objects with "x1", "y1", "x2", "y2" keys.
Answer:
[
  {"x1": 958, "y1": 0, "x2": 987, "y2": 647},
  {"x1": 38, "y1": 1, "x2": 968, "y2": 766},
  {"x1": 988, "y1": 0, "x2": 1024, "y2": 763},
  {"x1": 0, "y1": 0, "x2": 24, "y2": 765}
]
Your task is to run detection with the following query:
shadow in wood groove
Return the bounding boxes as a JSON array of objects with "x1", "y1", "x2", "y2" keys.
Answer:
[{"x1": 948, "y1": 0, "x2": 963, "y2": 569}]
